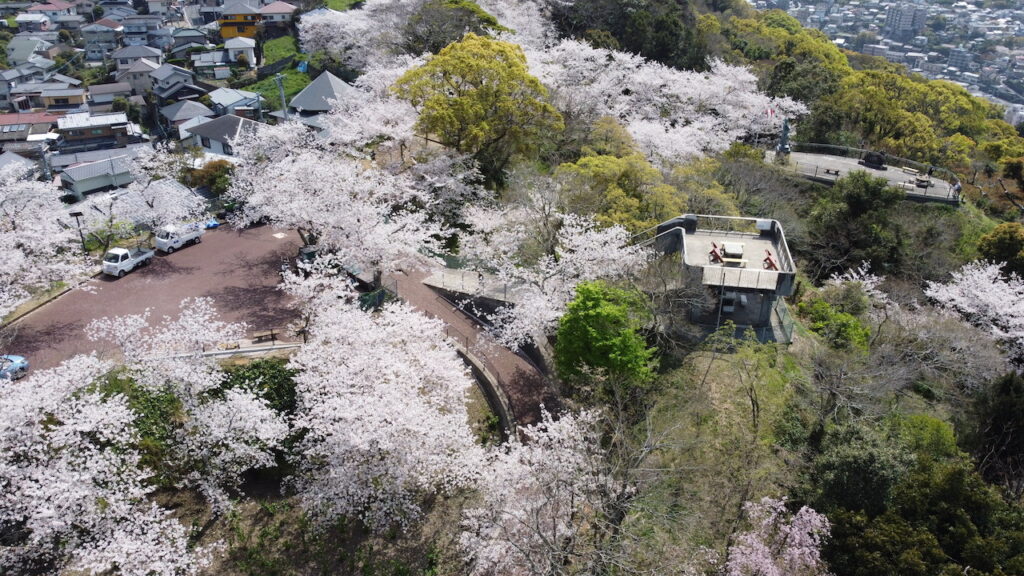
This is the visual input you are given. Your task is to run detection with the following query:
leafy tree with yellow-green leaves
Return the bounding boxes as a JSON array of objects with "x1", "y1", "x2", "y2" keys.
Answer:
[{"x1": 392, "y1": 33, "x2": 563, "y2": 184}]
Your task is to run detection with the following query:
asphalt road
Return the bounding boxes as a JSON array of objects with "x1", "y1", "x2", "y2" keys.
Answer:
[{"x1": 5, "y1": 225, "x2": 301, "y2": 372}]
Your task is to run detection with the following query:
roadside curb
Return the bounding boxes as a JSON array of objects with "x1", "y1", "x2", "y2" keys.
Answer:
[{"x1": 2, "y1": 269, "x2": 102, "y2": 329}]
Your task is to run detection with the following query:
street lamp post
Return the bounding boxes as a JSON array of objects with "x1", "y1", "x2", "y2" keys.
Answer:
[{"x1": 69, "y1": 211, "x2": 87, "y2": 256}]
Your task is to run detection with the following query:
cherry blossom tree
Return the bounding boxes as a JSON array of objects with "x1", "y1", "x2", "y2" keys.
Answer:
[
  {"x1": 522, "y1": 39, "x2": 806, "y2": 163},
  {"x1": 0, "y1": 164, "x2": 88, "y2": 319},
  {"x1": 925, "y1": 260, "x2": 1024, "y2": 362},
  {"x1": 725, "y1": 497, "x2": 831, "y2": 576},
  {"x1": 228, "y1": 120, "x2": 448, "y2": 283},
  {"x1": 287, "y1": 295, "x2": 483, "y2": 531},
  {"x1": 463, "y1": 195, "x2": 649, "y2": 347},
  {"x1": 87, "y1": 298, "x2": 288, "y2": 514},
  {"x1": 460, "y1": 409, "x2": 611, "y2": 575},
  {"x1": 178, "y1": 387, "x2": 290, "y2": 513},
  {"x1": 77, "y1": 150, "x2": 207, "y2": 254},
  {"x1": 0, "y1": 355, "x2": 211, "y2": 575}
]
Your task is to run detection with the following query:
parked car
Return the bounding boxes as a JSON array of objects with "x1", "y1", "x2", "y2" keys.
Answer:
[
  {"x1": 102, "y1": 246, "x2": 155, "y2": 277},
  {"x1": 155, "y1": 223, "x2": 205, "y2": 253},
  {"x1": 0, "y1": 355, "x2": 29, "y2": 380}
]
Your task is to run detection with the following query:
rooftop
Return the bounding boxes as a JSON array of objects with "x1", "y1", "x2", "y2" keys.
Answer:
[
  {"x1": 259, "y1": 1, "x2": 295, "y2": 13},
  {"x1": 186, "y1": 113, "x2": 258, "y2": 143},
  {"x1": 57, "y1": 112, "x2": 128, "y2": 129},
  {"x1": 289, "y1": 70, "x2": 359, "y2": 113},
  {"x1": 208, "y1": 87, "x2": 260, "y2": 107},
  {"x1": 160, "y1": 99, "x2": 214, "y2": 122},
  {"x1": 111, "y1": 44, "x2": 161, "y2": 58},
  {"x1": 88, "y1": 82, "x2": 132, "y2": 96},
  {"x1": 655, "y1": 214, "x2": 797, "y2": 295}
]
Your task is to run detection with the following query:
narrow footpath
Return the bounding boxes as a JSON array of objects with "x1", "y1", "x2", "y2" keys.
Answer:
[{"x1": 391, "y1": 268, "x2": 558, "y2": 428}]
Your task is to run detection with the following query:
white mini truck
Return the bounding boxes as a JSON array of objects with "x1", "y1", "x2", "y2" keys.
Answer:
[
  {"x1": 155, "y1": 223, "x2": 205, "y2": 253},
  {"x1": 102, "y1": 247, "x2": 155, "y2": 277}
]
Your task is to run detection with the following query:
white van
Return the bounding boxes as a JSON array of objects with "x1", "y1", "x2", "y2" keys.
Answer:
[{"x1": 155, "y1": 223, "x2": 205, "y2": 253}]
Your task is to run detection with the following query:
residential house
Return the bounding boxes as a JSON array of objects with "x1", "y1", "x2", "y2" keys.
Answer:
[
  {"x1": 207, "y1": 86, "x2": 261, "y2": 117},
  {"x1": 169, "y1": 41, "x2": 208, "y2": 61},
  {"x1": 47, "y1": 141, "x2": 145, "y2": 171},
  {"x1": 258, "y1": 0, "x2": 294, "y2": 30},
  {"x1": 653, "y1": 214, "x2": 797, "y2": 342},
  {"x1": 6, "y1": 36, "x2": 54, "y2": 66},
  {"x1": 0, "y1": 112, "x2": 58, "y2": 147},
  {"x1": 160, "y1": 99, "x2": 213, "y2": 126},
  {"x1": 41, "y1": 87, "x2": 87, "y2": 111},
  {"x1": 190, "y1": 49, "x2": 232, "y2": 79},
  {"x1": 99, "y1": 5, "x2": 138, "y2": 21},
  {"x1": 150, "y1": 63, "x2": 203, "y2": 101},
  {"x1": 81, "y1": 18, "x2": 123, "y2": 60},
  {"x1": 26, "y1": 0, "x2": 74, "y2": 19},
  {"x1": 171, "y1": 27, "x2": 206, "y2": 48},
  {"x1": 114, "y1": 57, "x2": 159, "y2": 94},
  {"x1": 218, "y1": 2, "x2": 261, "y2": 39},
  {"x1": 14, "y1": 13, "x2": 51, "y2": 31},
  {"x1": 9, "y1": 81, "x2": 71, "y2": 110},
  {"x1": 0, "y1": 2, "x2": 33, "y2": 17},
  {"x1": 121, "y1": 14, "x2": 164, "y2": 47},
  {"x1": 0, "y1": 59, "x2": 56, "y2": 110},
  {"x1": 197, "y1": 0, "x2": 224, "y2": 24},
  {"x1": 86, "y1": 81, "x2": 132, "y2": 111},
  {"x1": 224, "y1": 36, "x2": 255, "y2": 67},
  {"x1": 51, "y1": 13, "x2": 85, "y2": 35},
  {"x1": 70, "y1": 0, "x2": 97, "y2": 17},
  {"x1": 60, "y1": 154, "x2": 133, "y2": 197},
  {"x1": 56, "y1": 111, "x2": 140, "y2": 152},
  {"x1": 184, "y1": 113, "x2": 257, "y2": 155},
  {"x1": 146, "y1": 0, "x2": 169, "y2": 16},
  {"x1": 272, "y1": 70, "x2": 357, "y2": 129},
  {"x1": 111, "y1": 44, "x2": 161, "y2": 71}
]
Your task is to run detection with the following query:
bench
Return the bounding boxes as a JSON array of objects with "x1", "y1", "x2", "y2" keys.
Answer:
[
  {"x1": 721, "y1": 257, "x2": 749, "y2": 267},
  {"x1": 252, "y1": 329, "x2": 277, "y2": 344},
  {"x1": 823, "y1": 168, "x2": 840, "y2": 176},
  {"x1": 902, "y1": 167, "x2": 919, "y2": 176}
]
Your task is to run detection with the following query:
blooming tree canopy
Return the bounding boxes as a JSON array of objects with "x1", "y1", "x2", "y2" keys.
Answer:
[
  {"x1": 288, "y1": 296, "x2": 483, "y2": 531},
  {"x1": 725, "y1": 497, "x2": 831, "y2": 576},
  {"x1": 0, "y1": 355, "x2": 210, "y2": 575},
  {"x1": 87, "y1": 298, "x2": 287, "y2": 513},
  {"x1": 464, "y1": 197, "x2": 649, "y2": 346},
  {"x1": 0, "y1": 164, "x2": 88, "y2": 319},
  {"x1": 925, "y1": 260, "x2": 1024, "y2": 361},
  {"x1": 460, "y1": 410, "x2": 610, "y2": 575},
  {"x1": 523, "y1": 39, "x2": 806, "y2": 163}
]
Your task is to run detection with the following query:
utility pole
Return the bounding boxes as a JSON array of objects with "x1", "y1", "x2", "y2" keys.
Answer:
[
  {"x1": 69, "y1": 210, "x2": 87, "y2": 256},
  {"x1": 274, "y1": 73, "x2": 288, "y2": 121}
]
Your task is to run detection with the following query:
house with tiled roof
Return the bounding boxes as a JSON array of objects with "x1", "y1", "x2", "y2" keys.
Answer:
[
  {"x1": 82, "y1": 18, "x2": 123, "y2": 60},
  {"x1": 160, "y1": 99, "x2": 213, "y2": 126},
  {"x1": 111, "y1": 44, "x2": 162, "y2": 71},
  {"x1": 115, "y1": 57, "x2": 159, "y2": 95},
  {"x1": 14, "y1": 13, "x2": 51, "y2": 32},
  {"x1": 258, "y1": 0, "x2": 294, "y2": 27},
  {"x1": 26, "y1": 0, "x2": 73, "y2": 18},
  {"x1": 271, "y1": 70, "x2": 358, "y2": 129},
  {"x1": 184, "y1": 113, "x2": 258, "y2": 155}
]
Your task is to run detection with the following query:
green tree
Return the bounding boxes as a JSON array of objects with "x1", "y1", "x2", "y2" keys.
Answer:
[
  {"x1": 805, "y1": 171, "x2": 905, "y2": 279},
  {"x1": 797, "y1": 298, "x2": 871, "y2": 351},
  {"x1": 392, "y1": 33, "x2": 563, "y2": 184},
  {"x1": 556, "y1": 153, "x2": 683, "y2": 233},
  {"x1": 187, "y1": 159, "x2": 235, "y2": 197},
  {"x1": 965, "y1": 372, "x2": 1024, "y2": 498},
  {"x1": 555, "y1": 281, "x2": 657, "y2": 393},
  {"x1": 978, "y1": 221, "x2": 1024, "y2": 275},
  {"x1": 92, "y1": 4, "x2": 104, "y2": 20}
]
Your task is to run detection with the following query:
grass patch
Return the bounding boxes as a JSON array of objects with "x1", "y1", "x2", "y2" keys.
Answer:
[
  {"x1": 262, "y1": 36, "x2": 304, "y2": 65},
  {"x1": 243, "y1": 68, "x2": 310, "y2": 111},
  {"x1": 326, "y1": 0, "x2": 361, "y2": 10},
  {"x1": 97, "y1": 370, "x2": 184, "y2": 485}
]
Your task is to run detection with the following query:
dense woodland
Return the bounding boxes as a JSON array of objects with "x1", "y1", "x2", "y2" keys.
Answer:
[{"x1": 4, "y1": 0, "x2": 1024, "y2": 574}]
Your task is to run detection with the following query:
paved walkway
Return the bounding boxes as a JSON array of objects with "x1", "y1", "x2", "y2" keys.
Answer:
[{"x1": 391, "y1": 268, "x2": 557, "y2": 428}]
